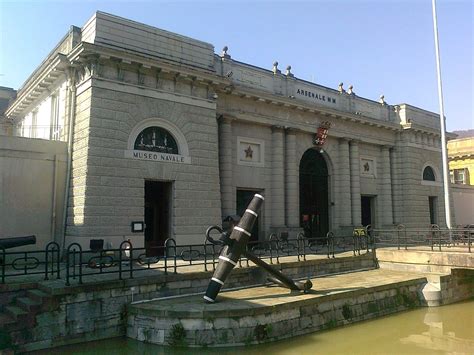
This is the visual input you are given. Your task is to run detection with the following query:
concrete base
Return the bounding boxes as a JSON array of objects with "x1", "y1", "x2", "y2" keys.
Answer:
[
  {"x1": 127, "y1": 269, "x2": 428, "y2": 347},
  {"x1": 376, "y1": 247, "x2": 474, "y2": 274}
]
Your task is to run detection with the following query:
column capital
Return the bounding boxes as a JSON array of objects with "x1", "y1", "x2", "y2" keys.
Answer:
[
  {"x1": 381, "y1": 144, "x2": 394, "y2": 151},
  {"x1": 349, "y1": 139, "x2": 360, "y2": 146},
  {"x1": 217, "y1": 115, "x2": 234, "y2": 124},
  {"x1": 285, "y1": 126, "x2": 298, "y2": 134},
  {"x1": 271, "y1": 125, "x2": 285, "y2": 132},
  {"x1": 338, "y1": 137, "x2": 351, "y2": 143}
]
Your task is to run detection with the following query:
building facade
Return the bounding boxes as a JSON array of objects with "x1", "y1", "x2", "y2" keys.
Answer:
[
  {"x1": 448, "y1": 134, "x2": 474, "y2": 225},
  {"x1": 448, "y1": 136, "x2": 474, "y2": 186},
  {"x1": 3, "y1": 12, "x2": 454, "y2": 250}
]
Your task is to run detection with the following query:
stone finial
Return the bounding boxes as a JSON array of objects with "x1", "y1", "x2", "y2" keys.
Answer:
[
  {"x1": 221, "y1": 46, "x2": 230, "y2": 59},
  {"x1": 347, "y1": 85, "x2": 355, "y2": 95},
  {"x1": 338, "y1": 82, "x2": 345, "y2": 93},
  {"x1": 272, "y1": 61, "x2": 281, "y2": 74},
  {"x1": 379, "y1": 94, "x2": 386, "y2": 105},
  {"x1": 285, "y1": 65, "x2": 293, "y2": 77}
]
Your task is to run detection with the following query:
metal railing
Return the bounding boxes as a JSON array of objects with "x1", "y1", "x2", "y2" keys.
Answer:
[
  {"x1": 0, "y1": 232, "x2": 373, "y2": 285},
  {"x1": 10, "y1": 124, "x2": 65, "y2": 141},
  {"x1": 371, "y1": 224, "x2": 473, "y2": 252}
]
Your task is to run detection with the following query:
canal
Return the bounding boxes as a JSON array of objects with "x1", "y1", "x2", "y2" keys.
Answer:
[{"x1": 36, "y1": 299, "x2": 473, "y2": 354}]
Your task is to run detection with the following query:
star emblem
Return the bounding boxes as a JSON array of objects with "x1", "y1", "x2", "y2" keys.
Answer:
[{"x1": 244, "y1": 145, "x2": 253, "y2": 159}]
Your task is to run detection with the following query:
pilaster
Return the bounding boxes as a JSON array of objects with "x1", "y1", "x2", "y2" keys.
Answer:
[
  {"x1": 271, "y1": 125, "x2": 285, "y2": 227},
  {"x1": 380, "y1": 145, "x2": 394, "y2": 226},
  {"x1": 349, "y1": 140, "x2": 361, "y2": 226},
  {"x1": 285, "y1": 129, "x2": 299, "y2": 227},
  {"x1": 338, "y1": 138, "x2": 352, "y2": 226},
  {"x1": 219, "y1": 116, "x2": 233, "y2": 217}
]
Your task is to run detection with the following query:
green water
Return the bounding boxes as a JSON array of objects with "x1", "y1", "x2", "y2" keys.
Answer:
[{"x1": 36, "y1": 300, "x2": 473, "y2": 355}]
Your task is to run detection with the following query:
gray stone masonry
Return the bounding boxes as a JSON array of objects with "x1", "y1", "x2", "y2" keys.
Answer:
[
  {"x1": 126, "y1": 270, "x2": 428, "y2": 347},
  {"x1": 11, "y1": 253, "x2": 374, "y2": 352}
]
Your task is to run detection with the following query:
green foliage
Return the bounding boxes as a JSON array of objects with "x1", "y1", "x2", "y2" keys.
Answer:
[
  {"x1": 0, "y1": 329, "x2": 12, "y2": 350},
  {"x1": 325, "y1": 319, "x2": 338, "y2": 329},
  {"x1": 368, "y1": 302, "x2": 379, "y2": 313},
  {"x1": 254, "y1": 324, "x2": 269, "y2": 341},
  {"x1": 168, "y1": 323, "x2": 187, "y2": 347},
  {"x1": 342, "y1": 304, "x2": 353, "y2": 320},
  {"x1": 219, "y1": 330, "x2": 228, "y2": 343}
]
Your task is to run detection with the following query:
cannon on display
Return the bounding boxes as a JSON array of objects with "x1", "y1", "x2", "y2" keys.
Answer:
[{"x1": 0, "y1": 235, "x2": 36, "y2": 249}]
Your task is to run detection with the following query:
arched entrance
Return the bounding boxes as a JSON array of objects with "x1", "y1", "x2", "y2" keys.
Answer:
[{"x1": 299, "y1": 149, "x2": 329, "y2": 239}]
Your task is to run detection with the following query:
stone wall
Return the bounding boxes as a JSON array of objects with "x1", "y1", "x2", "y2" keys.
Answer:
[
  {"x1": 451, "y1": 184, "x2": 474, "y2": 225},
  {"x1": 16, "y1": 254, "x2": 375, "y2": 351},
  {"x1": 0, "y1": 136, "x2": 67, "y2": 249},
  {"x1": 127, "y1": 279, "x2": 426, "y2": 347},
  {"x1": 394, "y1": 133, "x2": 447, "y2": 227},
  {"x1": 65, "y1": 73, "x2": 222, "y2": 248}
]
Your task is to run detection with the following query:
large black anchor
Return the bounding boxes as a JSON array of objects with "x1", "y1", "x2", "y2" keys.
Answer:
[{"x1": 204, "y1": 194, "x2": 312, "y2": 303}]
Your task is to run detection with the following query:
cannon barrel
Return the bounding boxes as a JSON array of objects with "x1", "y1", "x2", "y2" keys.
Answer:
[
  {"x1": 204, "y1": 194, "x2": 264, "y2": 303},
  {"x1": 0, "y1": 235, "x2": 36, "y2": 250}
]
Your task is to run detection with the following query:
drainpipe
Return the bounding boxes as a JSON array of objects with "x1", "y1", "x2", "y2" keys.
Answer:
[
  {"x1": 61, "y1": 67, "x2": 77, "y2": 253},
  {"x1": 51, "y1": 154, "x2": 58, "y2": 242}
]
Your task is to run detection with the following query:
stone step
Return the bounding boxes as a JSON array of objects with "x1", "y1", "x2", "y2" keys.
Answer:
[
  {"x1": 26, "y1": 289, "x2": 49, "y2": 303},
  {"x1": 0, "y1": 312, "x2": 27, "y2": 332},
  {"x1": 17, "y1": 297, "x2": 42, "y2": 313},
  {"x1": 0, "y1": 312, "x2": 15, "y2": 327},
  {"x1": 4, "y1": 305, "x2": 28, "y2": 321}
]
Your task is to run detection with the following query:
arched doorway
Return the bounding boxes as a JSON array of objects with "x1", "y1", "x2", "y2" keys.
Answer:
[{"x1": 299, "y1": 149, "x2": 329, "y2": 239}]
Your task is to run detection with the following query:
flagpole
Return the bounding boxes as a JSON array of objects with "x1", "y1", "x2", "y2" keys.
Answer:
[{"x1": 431, "y1": 0, "x2": 452, "y2": 229}]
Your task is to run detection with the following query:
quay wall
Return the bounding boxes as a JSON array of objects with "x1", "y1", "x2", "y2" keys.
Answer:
[
  {"x1": 127, "y1": 279, "x2": 427, "y2": 347},
  {"x1": 11, "y1": 254, "x2": 375, "y2": 351}
]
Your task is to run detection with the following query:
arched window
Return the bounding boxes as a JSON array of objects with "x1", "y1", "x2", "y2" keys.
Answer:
[
  {"x1": 423, "y1": 166, "x2": 436, "y2": 181},
  {"x1": 134, "y1": 126, "x2": 178, "y2": 154}
]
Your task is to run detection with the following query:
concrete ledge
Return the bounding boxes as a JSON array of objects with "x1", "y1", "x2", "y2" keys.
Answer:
[{"x1": 127, "y1": 269, "x2": 428, "y2": 347}]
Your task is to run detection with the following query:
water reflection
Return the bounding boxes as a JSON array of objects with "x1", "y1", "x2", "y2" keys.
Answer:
[
  {"x1": 35, "y1": 300, "x2": 474, "y2": 355},
  {"x1": 400, "y1": 304, "x2": 474, "y2": 354}
]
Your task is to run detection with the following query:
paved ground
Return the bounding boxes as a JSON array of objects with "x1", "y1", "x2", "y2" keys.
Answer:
[{"x1": 130, "y1": 268, "x2": 432, "y2": 315}]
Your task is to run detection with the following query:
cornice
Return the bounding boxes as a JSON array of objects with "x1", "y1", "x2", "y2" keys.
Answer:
[
  {"x1": 68, "y1": 42, "x2": 230, "y2": 89},
  {"x1": 223, "y1": 86, "x2": 402, "y2": 133},
  {"x1": 5, "y1": 54, "x2": 69, "y2": 120}
]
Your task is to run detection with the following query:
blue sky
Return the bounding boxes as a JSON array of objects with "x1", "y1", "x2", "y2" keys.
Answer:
[{"x1": 0, "y1": 0, "x2": 472, "y2": 131}]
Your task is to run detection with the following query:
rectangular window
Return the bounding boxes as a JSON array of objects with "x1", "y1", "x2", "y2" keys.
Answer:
[
  {"x1": 50, "y1": 94, "x2": 60, "y2": 140},
  {"x1": 452, "y1": 168, "x2": 468, "y2": 184},
  {"x1": 429, "y1": 196, "x2": 437, "y2": 225}
]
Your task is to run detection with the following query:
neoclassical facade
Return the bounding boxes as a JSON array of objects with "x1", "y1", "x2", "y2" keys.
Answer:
[{"x1": 4, "y1": 12, "x2": 453, "y2": 249}]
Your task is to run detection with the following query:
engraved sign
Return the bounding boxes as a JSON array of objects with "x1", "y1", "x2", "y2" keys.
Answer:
[{"x1": 296, "y1": 87, "x2": 337, "y2": 105}]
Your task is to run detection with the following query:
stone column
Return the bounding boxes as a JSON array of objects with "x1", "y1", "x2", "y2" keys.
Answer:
[
  {"x1": 380, "y1": 146, "x2": 394, "y2": 227},
  {"x1": 349, "y1": 140, "x2": 361, "y2": 226},
  {"x1": 338, "y1": 138, "x2": 352, "y2": 226},
  {"x1": 219, "y1": 117, "x2": 233, "y2": 217},
  {"x1": 272, "y1": 126, "x2": 285, "y2": 227},
  {"x1": 390, "y1": 144, "x2": 401, "y2": 225},
  {"x1": 285, "y1": 129, "x2": 299, "y2": 227}
]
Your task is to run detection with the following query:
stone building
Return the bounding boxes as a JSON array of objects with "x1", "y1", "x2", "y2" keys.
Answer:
[
  {"x1": 2, "y1": 12, "x2": 454, "y2": 250},
  {"x1": 448, "y1": 134, "x2": 474, "y2": 185},
  {"x1": 448, "y1": 132, "x2": 474, "y2": 225}
]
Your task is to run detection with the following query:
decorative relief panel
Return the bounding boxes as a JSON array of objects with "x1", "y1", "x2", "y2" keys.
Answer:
[
  {"x1": 237, "y1": 137, "x2": 265, "y2": 167},
  {"x1": 360, "y1": 156, "x2": 376, "y2": 178}
]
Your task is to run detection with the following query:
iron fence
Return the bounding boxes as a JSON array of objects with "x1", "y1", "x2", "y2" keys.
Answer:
[
  {"x1": 0, "y1": 231, "x2": 371, "y2": 285},
  {"x1": 371, "y1": 224, "x2": 473, "y2": 252}
]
